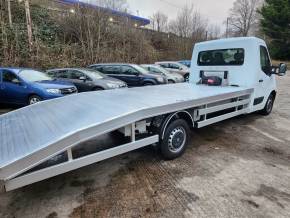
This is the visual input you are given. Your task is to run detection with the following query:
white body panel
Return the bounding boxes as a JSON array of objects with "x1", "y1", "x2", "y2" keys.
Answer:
[{"x1": 190, "y1": 37, "x2": 277, "y2": 113}]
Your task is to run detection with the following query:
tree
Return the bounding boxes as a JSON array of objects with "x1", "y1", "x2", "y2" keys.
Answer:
[
  {"x1": 150, "y1": 11, "x2": 168, "y2": 32},
  {"x1": 259, "y1": 0, "x2": 290, "y2": 60},
  {"x1": 7, "y1": 0, "x2": 12, "y2": 27},
  {"x1": 228, "y1": 0, "x2": 261, "y2": 36},
  {"x1": 24, "y1": 0, "x2": 33, "y2": 52}
]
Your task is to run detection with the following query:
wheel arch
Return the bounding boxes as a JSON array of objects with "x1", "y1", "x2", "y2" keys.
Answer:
[
  {"x1": 27, "y1": 93, "x2": 42, "y2": 105},
  {"x1": 92, "y1": 86, "x2": 105, "y2": 91},
  {"x1": 160, "y1": 111, "x2": 194, "y2": 140},
  {"x1": 270, "y1": 90, "x2": 277, "y2": 100},
  {"x1": 142, "y1": 79, "x2": 157, "y2": 85},
  {"x1": 27, "y1": 93, "x2": 40, "y2": 101}
]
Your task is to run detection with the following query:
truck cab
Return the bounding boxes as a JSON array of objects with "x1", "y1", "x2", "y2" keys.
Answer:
[{"x1": 190, "y1": 37, "x2": 287, "y2": 115}]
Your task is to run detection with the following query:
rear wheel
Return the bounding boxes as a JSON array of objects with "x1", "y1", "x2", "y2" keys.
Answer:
[
  {"x1": 28, "y1": 95, "x2": 41, "y2": 105},
  {"x1": 260, "y1": 93, "x2": 275, "y2": 116},
  {"x1": 168, "y1": 80, "x2": 175, "y2": 84},
  {"x1": 160, "y1": 119, "x2": 190, "y2": 160},
  {"x1": 184, "y1": 74, "x2": 190, "y2": 82}
]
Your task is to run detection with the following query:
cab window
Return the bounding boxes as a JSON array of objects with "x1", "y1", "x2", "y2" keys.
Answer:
[
  {"x1": 121, "y1": 66, "x2": 139, "y2": 75},
  {"x1": 169, "y1": 64, "x2": 180, "y2": 69},
  {"x1": 2, "y1": 70, "x2": 19, "y2": 83},
  {"x1": 56, "y1": 70, "x2": 70, "y2": 79},
  {"x1": 159, "y1": 63, "x2": 169, "y2": 68},
  {"x1": 102, "y1": 66, "x2": 120, "y2": 75},
  {"x1": 260, "y1": 46, "x2": 272, "y2": 75},
  {"x1": 198, "y1": 48, "x2": 244, "y2": 66},
  {"x1": 69, "y1": 70, "x2": 85, "y2": 80}
]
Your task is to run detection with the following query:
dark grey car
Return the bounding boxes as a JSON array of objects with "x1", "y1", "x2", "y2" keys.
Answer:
[{"x1": 47, "y1": 68, "x2": 127, "y2": 92}]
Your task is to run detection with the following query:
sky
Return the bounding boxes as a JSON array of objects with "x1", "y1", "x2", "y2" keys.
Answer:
[{"x1": 127, "y1": 0, "x2": 236, "y2": 27}]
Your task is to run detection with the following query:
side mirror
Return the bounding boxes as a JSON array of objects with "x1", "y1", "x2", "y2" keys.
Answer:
[
  {"x1": 278, "y1": 63, "x2": 287, "y2": 76},
  {"x1": 134, "y1": 72, "x2": 140, "y2": 76},
  {"x1": 12, "y1": 78, "x2": 21, "y2": 85},
  {"x1": 79, "y1": 76, "x2": 86, "y2": 81}
]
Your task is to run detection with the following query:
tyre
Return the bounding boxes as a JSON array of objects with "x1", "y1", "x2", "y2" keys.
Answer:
[
  {"x1": 259, "y1": 93, "x2": 275, "y2": 116},
  {"x1": 28, "y1": 95, "x2": 41, "y2": 105},
  {"x1": 160, "y1": 119, "x2": 190, "y2": 160},
  {"x1": 184, "y1": 74, "x2": 190, "y2": 82},
  {"x1": 168, "y1": 80, "x2": 175, "y2": 84}
]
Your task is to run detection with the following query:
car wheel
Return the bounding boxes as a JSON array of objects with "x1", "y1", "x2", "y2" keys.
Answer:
[
  {"x1": 160, "y1": 119, "x2": 190, "y2": 160},
  {"x1": 260, "y1": 93, "x2": 275, "y2": 116},
  {"x1": 28, "y1": 95, "x2": 41, "y2": 105},
  {"x1": 168, "y1": 80, "x2": 175, "y2": 84},
  {"x1": 93, "y1": 87, "x2": 104, "y2": 91},
  {"x1": 184, "y1": 74, "x2": 190, "y2": 82}
]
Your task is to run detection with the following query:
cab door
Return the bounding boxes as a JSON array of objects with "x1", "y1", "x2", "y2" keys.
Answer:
[{"x1": 254, "y1": 45, "x2": 276, "y2": 110}]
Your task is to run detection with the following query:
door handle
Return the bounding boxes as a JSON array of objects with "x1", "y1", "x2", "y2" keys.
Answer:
[{"x1": 259, "y1": 79, "x2": 264, "y2": 83}]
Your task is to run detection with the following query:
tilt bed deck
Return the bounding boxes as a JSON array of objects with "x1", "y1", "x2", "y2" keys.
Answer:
[{"x1": 0, "y1": 83, "x2": 253, "y2": 191}]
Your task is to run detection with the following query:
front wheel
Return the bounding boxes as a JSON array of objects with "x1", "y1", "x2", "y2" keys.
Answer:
[
  {"x1": 259, "y1": 93, "x2": 275, "y2": 116},
  {"x1": 184, "y1": 74, "x2": 190, "y2": 82},
  {"x1": 160, "y1": 119, "x2": 190, "y2": 160},
  {"x1": 28, "y1": 95, "x2": 41, "y2": 105}
]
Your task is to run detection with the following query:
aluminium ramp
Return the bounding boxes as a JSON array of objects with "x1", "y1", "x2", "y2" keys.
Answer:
[{"x1": 0, "y1": 83, "x2": 253, "y2": 183}]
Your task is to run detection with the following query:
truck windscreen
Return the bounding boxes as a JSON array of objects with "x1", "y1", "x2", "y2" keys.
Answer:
[{"x1": 198, "y1": 48, "x2": 244, "y2": 66}]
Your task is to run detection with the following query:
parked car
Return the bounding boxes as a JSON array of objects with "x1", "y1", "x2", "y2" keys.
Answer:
[
  {"x1": 141, "y1": 64, "x2": 184, "y2": 83},
  {"x1": 178, "y1": 60, "x2": 191, "y2": 68},
  {"x1": 88, "y1": 63, "x2": 168, "y2": 87},
  {"x1": 47, "y1": 68, "x2": 127, "y2": 92},
  {"x1": 155, "y1": 61, "x2": 190, "y2": 81},
  {"x1": 0, "y1": 68, "x2": 77, "y2": 105}
]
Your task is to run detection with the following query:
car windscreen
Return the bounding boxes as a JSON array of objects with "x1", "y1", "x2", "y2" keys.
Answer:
[
  {"x1": 81, "y1": 69, "x2": 105, "y2": 79},
  {"x1": 148, "y1": 66, "x2": 170, "y2": 75},
  {"x1": 154, "y1": 66, "x2": 171, "y2": 75},
  {"x1": 19, "y1": 70, "x2": 53, "y2": 82},
  {"x1": 132, "y1": 65, "x2": 150, "y2": 74},
  {"x1": 198, "y1": 48, "x2": 244, "y2": 66}
]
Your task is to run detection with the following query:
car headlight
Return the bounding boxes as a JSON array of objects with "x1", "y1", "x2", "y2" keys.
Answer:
[
  {"x1": 157, "y1": 77, "x2": 164, "y2": 83},
  {"x1": 46, "y1": 89, "x2": 61, "y2": 94},
  {"x1": 107, "y1": 83, "x2": 119, "y2": 89}
]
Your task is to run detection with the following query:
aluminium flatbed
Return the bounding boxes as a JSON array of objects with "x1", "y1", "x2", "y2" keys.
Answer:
[{"x1": 0, "y1": 83, "x2": 253, "y2": 191}]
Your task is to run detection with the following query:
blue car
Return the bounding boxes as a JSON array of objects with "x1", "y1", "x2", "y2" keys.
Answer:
[{"x1": 0, "y1": 68, "x2": 77, "y2": 106}]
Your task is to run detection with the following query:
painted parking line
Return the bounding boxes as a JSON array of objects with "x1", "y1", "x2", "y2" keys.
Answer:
[{"x1": 247, "y1": 125, "x2": 285, "y2": 143}]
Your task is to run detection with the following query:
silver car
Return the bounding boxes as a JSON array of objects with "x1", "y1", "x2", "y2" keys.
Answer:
[
  {"x1": 47, "y1": 68, "x2": 127, "y2": 92},
  {"x1": 155, "y1": 61, "x2": 190, "y2": 82},
  {"x1": 141, "y1": 64, "x2": 184, "y2": 83}
]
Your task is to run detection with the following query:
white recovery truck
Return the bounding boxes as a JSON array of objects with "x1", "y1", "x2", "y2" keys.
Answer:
[{"x1": 0, "y1": 37, "x2": 287, "y2": 192}]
